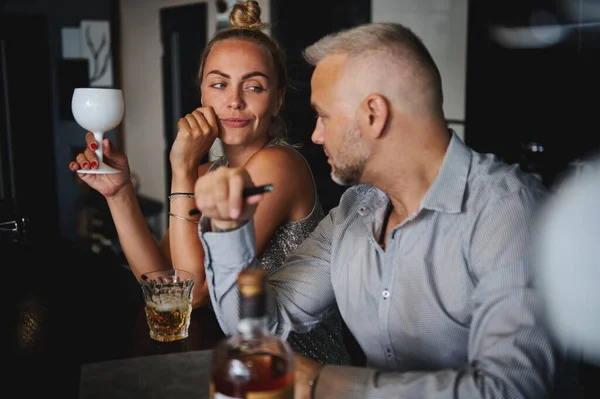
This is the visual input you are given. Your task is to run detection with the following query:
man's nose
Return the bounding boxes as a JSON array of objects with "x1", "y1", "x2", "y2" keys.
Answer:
[{"x1": 311, "y1": 126, "x2": 323, "y2": 144}]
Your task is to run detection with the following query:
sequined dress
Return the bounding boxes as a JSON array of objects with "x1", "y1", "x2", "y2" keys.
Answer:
[{"x1": 207, "y1": 139, "x2": 351, "y2": 365}]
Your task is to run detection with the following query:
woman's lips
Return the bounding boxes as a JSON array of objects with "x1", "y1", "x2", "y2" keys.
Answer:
[{"x1": 221, "y1": 118, "x2": 251, "y2": 128}]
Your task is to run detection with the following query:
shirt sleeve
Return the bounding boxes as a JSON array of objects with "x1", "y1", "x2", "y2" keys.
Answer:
[
  {"x1": 200, "y1": 214, "x2": 338, "y2": 339},
  {"x1": 312, "y1": 187, "x2": 558, "y2": 398}
]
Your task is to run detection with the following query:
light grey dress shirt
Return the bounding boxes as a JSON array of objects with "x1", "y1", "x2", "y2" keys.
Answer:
[{"x1": 200, "y1": 132, "x2": 557, "y2": 398}]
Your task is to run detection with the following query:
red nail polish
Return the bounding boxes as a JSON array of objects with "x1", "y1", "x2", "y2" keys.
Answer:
[
  {"x1": 82, "y1": 162, "x2": 89, "y2": 169},
  {"x1": 91, "y1": 161, "x2": 98, "y2": 168},
  {"x1": 90, "y1": 143, "x2": 98, "y2": 151}
]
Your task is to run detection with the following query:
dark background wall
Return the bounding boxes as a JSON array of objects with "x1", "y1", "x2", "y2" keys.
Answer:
[
  {"x1": 270, "y1": 0, "x2": 371, "y2": 213},
  {"x1": 1, "y1": 0, "x2": 119, "y2": 242},
  {"x1": 1, "y1": 12, "x2": 59, "y2": 245},
  {"x1": 465, "y1": 0, "x2": 600, "y2": 188}
]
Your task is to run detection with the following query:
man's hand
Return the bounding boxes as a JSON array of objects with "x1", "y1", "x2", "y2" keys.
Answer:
[
  {"x1": 193, "y1": 166, "x2": 263, "y2": 230},
  {"x1": 294, "y1": 352, "x2": 324, "y2": 399}
]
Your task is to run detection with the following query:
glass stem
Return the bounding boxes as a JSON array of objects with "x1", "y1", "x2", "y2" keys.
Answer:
[{"x1": 92, "y1": 131, "x2": 104, "y2": 164}]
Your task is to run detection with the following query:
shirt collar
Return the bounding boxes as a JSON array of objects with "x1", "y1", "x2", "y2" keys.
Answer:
[
  {"x1": 420, "y1": 129, "x2": 470, "y2": 214},
  {"x1": 356, "y1": 185, "x2": 388, "y2": 216}
]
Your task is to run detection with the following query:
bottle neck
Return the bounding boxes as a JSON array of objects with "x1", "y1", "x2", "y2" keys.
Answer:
[
  {"x1": 237, "y1": 316, "x2": 268, "y2": 338},
  {"x1": 238, "y1": 292, "x2": 267, "y2": 337}
]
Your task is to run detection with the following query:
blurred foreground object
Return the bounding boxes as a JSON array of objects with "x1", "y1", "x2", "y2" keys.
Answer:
[{"x1": 535, "y1": 152, "x2": 600, "y2": 365}]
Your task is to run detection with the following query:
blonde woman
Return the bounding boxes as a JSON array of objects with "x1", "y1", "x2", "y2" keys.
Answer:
[{"x1": 69, "y1": 1, "x2": 351, "y2": 365}]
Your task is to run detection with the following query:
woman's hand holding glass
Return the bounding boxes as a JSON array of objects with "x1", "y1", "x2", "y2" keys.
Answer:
[{"x1": 69, "y1": 133, "x2": 132, "y2": 199}]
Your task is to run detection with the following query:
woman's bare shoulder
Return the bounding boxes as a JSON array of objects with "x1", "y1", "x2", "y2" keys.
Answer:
[
  {"x1": 248, "y1": 144, "x2": 313, "y2": 187},
  {"x1": 246, "y1": 144, "x2": 308, "y2": 173},
  {"x1": 246, "y1": 144, "x2": 315, "y2": 221}
]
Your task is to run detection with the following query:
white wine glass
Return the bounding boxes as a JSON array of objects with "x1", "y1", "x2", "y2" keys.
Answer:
[{"x1": 71, "y1": 87, "x2": 125, "y2": 174}]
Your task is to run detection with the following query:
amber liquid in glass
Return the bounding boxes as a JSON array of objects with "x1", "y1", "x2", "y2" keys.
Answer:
[{"x1": 144, "y1": 300, "x2": 191, "y2": 342}]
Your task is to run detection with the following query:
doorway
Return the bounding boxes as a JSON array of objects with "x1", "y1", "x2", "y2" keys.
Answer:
[
  {"x1": 160, "y1": 2, "x2": 208, "y2": 224},
  {"x1": 0, "y1": 12, "x2": 58, "y2": 246}
]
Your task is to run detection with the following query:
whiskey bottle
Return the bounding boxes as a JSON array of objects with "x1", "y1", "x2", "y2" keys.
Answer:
[{"x1": 210, "y1": 268, "x2": 294, "y2": 398}]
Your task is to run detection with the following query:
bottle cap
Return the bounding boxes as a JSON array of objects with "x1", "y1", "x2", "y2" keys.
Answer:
[{"x1": 238, "y1": 268, "x2": 267, "y2": 298}]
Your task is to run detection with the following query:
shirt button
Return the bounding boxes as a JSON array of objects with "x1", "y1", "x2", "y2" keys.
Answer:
[{"x1": 382, "y1": 289, "x2": 390, "y2": 299}]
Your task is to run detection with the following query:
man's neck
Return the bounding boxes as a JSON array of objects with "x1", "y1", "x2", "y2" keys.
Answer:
[
  {"x1": 368, "y1": 126, "x2": 451, "y2": 221},
  {"x1": 384, "y1": 170, "x2": 432, "y2": 223}
]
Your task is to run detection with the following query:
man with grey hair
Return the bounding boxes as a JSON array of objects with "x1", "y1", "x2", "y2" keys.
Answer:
[{"x1": 193, "y1": 22, "x2": 558, "y2": 398}]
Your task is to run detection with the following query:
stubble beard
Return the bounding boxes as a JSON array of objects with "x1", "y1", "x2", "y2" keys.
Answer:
[{"x1": 330, "y1": 126, "x2": 369, "y2": 186}]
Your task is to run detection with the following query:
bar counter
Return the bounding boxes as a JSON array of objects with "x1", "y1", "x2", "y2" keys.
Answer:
[{"x1": 6, "y1": 237, "x2": 224, "y2": 398}]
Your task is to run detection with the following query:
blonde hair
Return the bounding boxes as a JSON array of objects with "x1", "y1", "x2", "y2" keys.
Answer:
[{"x1": 197, "y1": 0, "x2": 289, "y2": 140}]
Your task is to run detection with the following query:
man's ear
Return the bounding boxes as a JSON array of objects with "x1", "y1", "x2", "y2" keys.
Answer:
[{"x1": 359, "y1": 93, "x2": 389, "y2": 138}]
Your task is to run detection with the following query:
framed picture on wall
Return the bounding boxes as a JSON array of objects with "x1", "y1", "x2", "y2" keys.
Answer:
[{"x1": 80, "y1": 20, "x2": 114, "y2": 87}]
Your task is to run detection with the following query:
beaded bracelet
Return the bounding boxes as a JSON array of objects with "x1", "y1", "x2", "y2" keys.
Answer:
[
  {"x1": 168, "y1": 192, "x2": 195, "y2": 201},
  {"x1": 169, "y1": 212, "x2": 200, "y2": 224}
]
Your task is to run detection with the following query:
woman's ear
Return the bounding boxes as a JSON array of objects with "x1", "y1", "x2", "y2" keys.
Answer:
[{"x1": 359, "y1": 93, "x2": 389, "y2": 139}]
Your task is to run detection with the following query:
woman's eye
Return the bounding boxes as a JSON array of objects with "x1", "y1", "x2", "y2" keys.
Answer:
[
  {"x1": 212, "y1": 83, "x2": 225, "y2": 89},
  {"x1": 247, "y1": 86, "x2": 264, "y2": 93}
]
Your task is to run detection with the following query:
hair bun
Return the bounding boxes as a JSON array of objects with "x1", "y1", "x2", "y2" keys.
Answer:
[{"x1": 229, "y1": 0, "x2": 266, "y2": 30}]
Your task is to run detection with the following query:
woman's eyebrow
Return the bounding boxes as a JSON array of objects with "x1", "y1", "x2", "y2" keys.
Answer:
[
  {"x1": 242, "y1": 71, "x2": 270, "y2": 80},
  {"x1": 205, "y1": 70, "x2": 269, "y2": 80}
]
